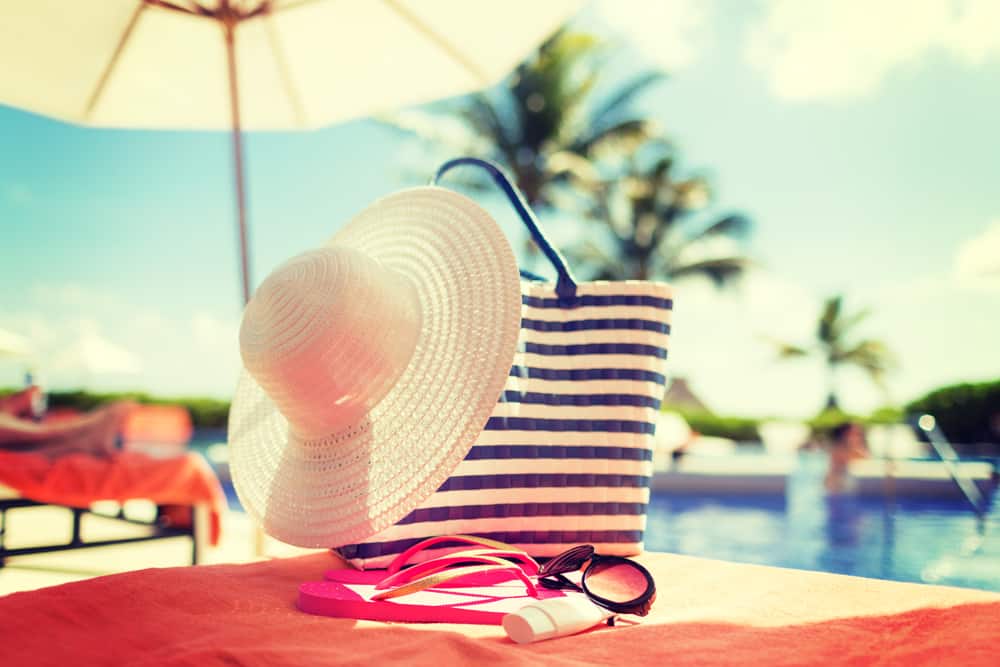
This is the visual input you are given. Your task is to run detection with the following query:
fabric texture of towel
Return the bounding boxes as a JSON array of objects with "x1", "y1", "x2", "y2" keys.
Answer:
[{"x1": 0, "y1": 550, "x2": 997, "y2": 666}]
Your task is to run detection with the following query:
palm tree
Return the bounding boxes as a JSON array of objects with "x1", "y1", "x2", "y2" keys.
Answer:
[
  {"x1": 771, "y1": 295, "x2": 895, "y2": 412},
  {"x1": 389, "y1": 30, "x2": 665, "y2": 208},
  {"x1": 564, "y1": 140, "x2": 752, "y2": 283},
  {"x1": 390, "y1": 29, "x2": 752, "y2": 286}
]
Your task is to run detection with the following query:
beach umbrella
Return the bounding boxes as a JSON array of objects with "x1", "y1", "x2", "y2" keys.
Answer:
[{"x1": 0, "y1": 0, "x2": 581, "y2": 305}]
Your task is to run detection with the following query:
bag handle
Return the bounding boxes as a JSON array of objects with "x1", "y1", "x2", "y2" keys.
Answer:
[{"x1": 432, "y1": 157, "x2": 578, "y2": 302}]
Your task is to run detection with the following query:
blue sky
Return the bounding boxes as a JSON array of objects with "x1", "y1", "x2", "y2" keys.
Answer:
[{"x1": 2, "y1": 0, "x2": 999, "y2": 418}]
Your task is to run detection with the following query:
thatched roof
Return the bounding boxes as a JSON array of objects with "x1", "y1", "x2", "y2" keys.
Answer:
[{"x1": 662, "y1": 377, "x2": 711, "y2": 414}]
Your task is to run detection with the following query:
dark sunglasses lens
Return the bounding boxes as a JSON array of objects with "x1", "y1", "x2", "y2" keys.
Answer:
[
  {"x1": 538, "y1": 545, "x2": 595, "y2": 577},
  {"x1": 583, "y1": 559, "x2": 654, "y2": 611}
]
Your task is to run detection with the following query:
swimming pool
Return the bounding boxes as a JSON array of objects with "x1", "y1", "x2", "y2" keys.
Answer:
[
  {"x1": 200, "y1": 432, "x2": 1000, "y2": 592},
  {"x1": 644, "y1": 452, "x2": 1000, "y2": 591}
]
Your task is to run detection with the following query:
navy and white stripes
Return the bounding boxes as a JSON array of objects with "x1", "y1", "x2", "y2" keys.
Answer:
[{"x1": 338, "y1": 280, "x2": 673, "y2": 568}]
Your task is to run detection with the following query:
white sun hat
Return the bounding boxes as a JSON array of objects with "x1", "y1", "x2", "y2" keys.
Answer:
[{"x1": 228, "y1": 186, "x2": 522, "y2": 548}]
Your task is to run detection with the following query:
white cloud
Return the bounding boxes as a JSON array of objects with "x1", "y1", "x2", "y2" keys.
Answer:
[
  {"x1": 953, "y1": 219, "x2": 1000, "y2": 290},
  {"x1": 747, "y1": 0, "x2": 1000, "y2": 101},
  {"x1": 596, "y1": 0, "x2": 711, "y2": 71},
  {"x1": 49, "y1": 328, "x2": 143, "y2": 377},
  {"x1": 0, "y1": 314, "x2": 58, "y2": 351},
  {"x1": 0, "y1": 283, "x2": 241, "y2": 397},
  {"x1": 0, "y1": 327, "x2": 31, "y2": 358}
]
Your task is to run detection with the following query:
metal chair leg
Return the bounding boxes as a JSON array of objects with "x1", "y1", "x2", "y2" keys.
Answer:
[
  {"x1": 0, "y1": 507, "x2": 6, "y2": 569},
  {"x1": 190, "y1": 506, "x2": 199, "y2": 565}
]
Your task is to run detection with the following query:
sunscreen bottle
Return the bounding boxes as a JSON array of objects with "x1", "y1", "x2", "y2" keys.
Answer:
[{"x1": 503, "y1": 596, "x2": 614, "y2": 644}]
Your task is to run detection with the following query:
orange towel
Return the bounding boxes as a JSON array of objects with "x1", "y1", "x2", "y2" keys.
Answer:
[
  {"x1": 0, "y1": 551, "x2": 998, "y2": 666},
  {"x1": 0, "y1": 450, "x2": 226, "y2": 545},
  {"x1": 121, "y1": 405, "x2": 193, "y2": 447}
]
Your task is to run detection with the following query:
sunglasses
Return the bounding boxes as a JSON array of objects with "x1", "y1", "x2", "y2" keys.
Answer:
[
  {"x1": 366, "y1": 535, "x2": 656, "y2": 618},
  {"x1": 538, "y1": 545, "x2": 656, "y2": 616}
]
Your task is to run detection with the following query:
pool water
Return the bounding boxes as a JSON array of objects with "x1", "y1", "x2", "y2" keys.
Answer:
[
  {"x1": 644, "y1": 452, "x2": 1000, "y2": 591},
  {"x1": 200, "y1": 429, "x2": 1000, "y2": 592}
]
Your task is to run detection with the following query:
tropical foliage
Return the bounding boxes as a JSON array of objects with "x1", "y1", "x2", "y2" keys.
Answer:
[
  {"x1": 393, "y1": 31, "x2": 663, "y2": 207},
  {"x1": 0, "y1": 389, "x2": 233, "y2": 429},
  {"x1": 564, "y1": 140, "x2": 751, "y2": 283},
  {"x1": 770, "y1": 295, "x2": 895, "y2": 412},
  {"x1": 907, "y1": 380, "x2": 1000, "y2": 445},
  {"x1": 390, "y1": 30, "x2": 752, "y2": 283}
]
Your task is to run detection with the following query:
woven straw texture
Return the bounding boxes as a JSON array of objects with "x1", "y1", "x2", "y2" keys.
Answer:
[
  {"x1": 338, "y1": 279, "x2": 673, "y2": 568},
  {"x1": 229, "y1": 187, "x2": 522, "y2": 547}
]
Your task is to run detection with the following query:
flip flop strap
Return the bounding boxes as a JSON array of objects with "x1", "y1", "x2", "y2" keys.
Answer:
[
  {"x1": 386, "y1": 534, "x2": 526, "y2": 574},
  {"x1": 425, "y1": 548, "x2": 540, "y2": 575},
  {"x1": 375, "y1": 554, "x2": 515, "y2": 590},
  {"x1": 370, "y1": 564, "x2": 538, "y2": 601}
]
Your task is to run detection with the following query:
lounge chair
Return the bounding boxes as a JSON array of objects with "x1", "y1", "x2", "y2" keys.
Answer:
[{"x1": 0, "y1": 404, "x2": 225, "y2": 569}]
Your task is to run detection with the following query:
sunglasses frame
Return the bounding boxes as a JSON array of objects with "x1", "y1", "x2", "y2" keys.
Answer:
[{"x1": 537, "y1": 545, "x2": 656, "y2": 616}]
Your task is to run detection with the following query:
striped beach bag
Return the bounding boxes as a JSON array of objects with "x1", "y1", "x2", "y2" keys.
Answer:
[{"x1": 338, "y1": 158, "x2": 673, "y2": 568}]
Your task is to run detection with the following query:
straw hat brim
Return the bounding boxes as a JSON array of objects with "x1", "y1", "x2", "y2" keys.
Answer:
[{"x1": 228, "y1": 187, "x2": 522, "y2": 547}]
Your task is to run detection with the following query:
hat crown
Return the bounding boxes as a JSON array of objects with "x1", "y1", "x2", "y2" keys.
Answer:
[{"x1": 239, "y1": 246, "x2": 420, "y2": 439}]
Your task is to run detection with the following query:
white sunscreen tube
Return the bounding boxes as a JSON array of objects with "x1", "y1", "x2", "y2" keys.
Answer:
[{"x1": 503, "y1": 596, "x2": 614, "y2": 644}]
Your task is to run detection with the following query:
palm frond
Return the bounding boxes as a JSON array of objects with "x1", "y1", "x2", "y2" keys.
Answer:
[
  {"x1": 831, "y1": 307, "x2": 872, "y2": 341},
  {"x1": 544, "y1": 31, "x2": 604, "y2": 68},
  {"x1": 546, "y1": 150, "x2": 601, "y2": 188},
  {"x1": 649, "y1": 154, "x2": 675, "y2": 183},
  {"x1": 778, "y1": 345, "x2": 811, "y2": 359},
  {"x1": 570, "y1": 118, "x2": 658, "y2": 157},
  {"x1": 818, "y1": 295, "x2": 843, "y2": 344},
  {"x1": 588, "y1": 70, "x2": 667, "y2": 130},
  {"x1": 834, "y1": 339, "x2": 896, "y2": 385},
  {"x1": 665, "y1": 256, "x2": 750, "y2": 286},
  {"x1": 646, "y1": 202, "x2": 683, "y2": 252},
  {"x1": 461, "y1": 95, "x2": 518, "y2": 157},
  {"x1": 565, "y1": 238, "x2": 625, "y2": 280},
  {"x1": 694, "y1": 214, "x2": 751, "y2": 240}
]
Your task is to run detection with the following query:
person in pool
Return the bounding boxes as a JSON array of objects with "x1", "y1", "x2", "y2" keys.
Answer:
[
  {"x1": 0, "y1": 387, "x2": 137, "y2": 460},
  {"x1": 824, "y1": 421, "x2": 870, "y2": 493}
]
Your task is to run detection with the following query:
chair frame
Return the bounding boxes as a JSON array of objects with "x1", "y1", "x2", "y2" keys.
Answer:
[{"x1": 0, "y1": 497, "x2": 199, "y2": 568}]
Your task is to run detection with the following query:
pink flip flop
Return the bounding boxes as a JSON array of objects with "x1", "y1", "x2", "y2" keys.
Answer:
[
  {"x1": 300, "y1": 535, "x2": 568, "y2": 624},
  {"x1": 298, "y1": 575, "x2": 569, "y2": 624},
  {"x1": 324, "y1": 535, "x2": 540, "y2": 589},
  {"x1": 325, "y1": 551, "x2": 538, "y2": 589}
]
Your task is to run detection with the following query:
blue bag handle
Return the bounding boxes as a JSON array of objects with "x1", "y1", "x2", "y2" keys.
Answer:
[{"x1": 432, "y1": 157, "x2": 578, "y2": 301}]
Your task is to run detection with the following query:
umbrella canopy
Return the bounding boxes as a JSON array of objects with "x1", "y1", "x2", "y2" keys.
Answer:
[
  {"x1": 0, "y1": 0, "x2": 580, "y2": 130},
  {"x1": 0, "y1": 0, "x2": 581, "y2": 301}
]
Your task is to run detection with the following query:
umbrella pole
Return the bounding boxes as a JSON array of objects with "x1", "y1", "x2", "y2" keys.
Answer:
[
  {"x1": 224, "y1": 13, "x2": 265, "y2": 557},
  {"x1": 225, "y1": 20, "x2": 252, "y2": 307}
]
